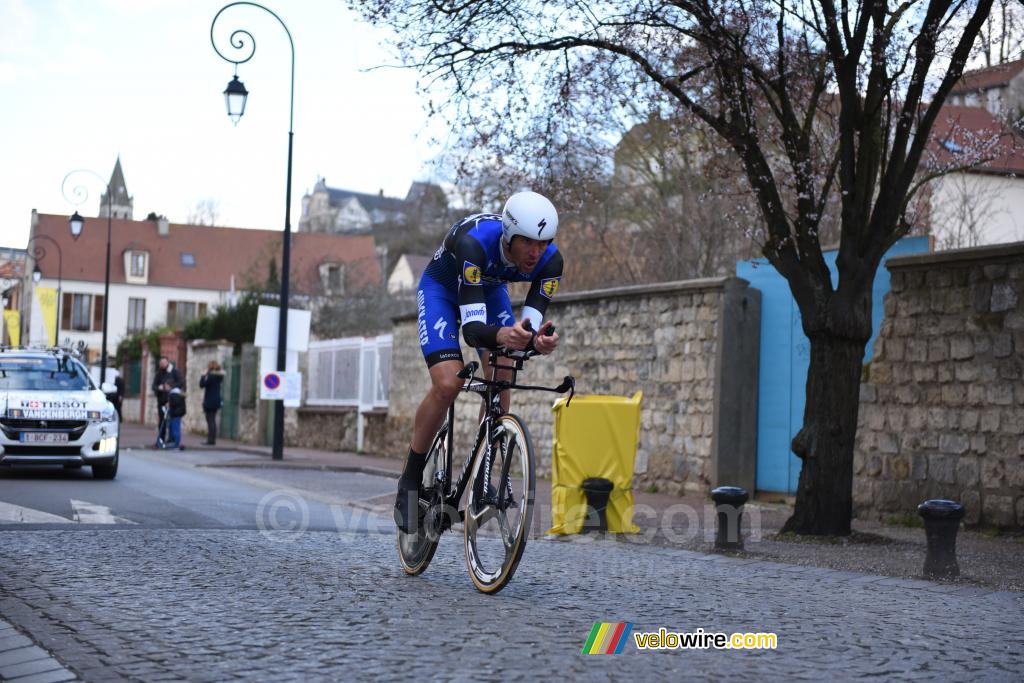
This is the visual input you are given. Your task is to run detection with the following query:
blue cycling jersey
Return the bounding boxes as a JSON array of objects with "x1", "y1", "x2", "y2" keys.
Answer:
[
  {"x1": 423, "y1": 214, "x2": 559, "y2": 289},
  {"x1": 416, "y1": 213, "x2": 563, "y2": 366}
]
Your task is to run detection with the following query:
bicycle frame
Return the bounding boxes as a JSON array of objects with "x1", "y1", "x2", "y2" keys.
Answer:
[
  {"x1": 435, "y1": 349, "x2": 573, "y2": 522},
  {"x1": 437, "y1": 352, "x2": 514, "y2": 516}
]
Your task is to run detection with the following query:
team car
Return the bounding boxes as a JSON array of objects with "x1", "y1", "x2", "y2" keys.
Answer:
[{"x1": 0, "y1": 347, "x2": 119, "y2": 479}]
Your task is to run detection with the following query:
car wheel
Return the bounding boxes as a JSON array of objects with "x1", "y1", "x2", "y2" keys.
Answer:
[{"x1": 93, "y1": 446, "x2": 119, "y2": 480}]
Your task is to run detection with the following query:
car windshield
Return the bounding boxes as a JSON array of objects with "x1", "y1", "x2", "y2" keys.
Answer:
[{"x1": 0, "y1": 356, "x2": 94, "y2": 391}]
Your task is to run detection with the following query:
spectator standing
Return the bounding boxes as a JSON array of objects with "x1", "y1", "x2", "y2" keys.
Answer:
[
  {"x1": 167, "y1": 387, "x2": 187, "y2": 450},
  {"x1": 199, "y1": 360, "x2": 225, "y2": 445},
  {"x1": 152, "y1": 357, "x2": 183, "y2": 443}
]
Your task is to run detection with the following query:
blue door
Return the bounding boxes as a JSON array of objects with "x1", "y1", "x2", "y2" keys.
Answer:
[{"x1": 736, "y1": 236, "x2": 931, "y2": 494}]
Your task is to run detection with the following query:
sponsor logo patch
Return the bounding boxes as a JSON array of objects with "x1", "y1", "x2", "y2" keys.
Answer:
[
  {"x1": 462, "y1": 260, "x2": 482, "y2": 285},
  {"x1": 540, "y1": 277, "x2": 560, "y2": 299}
]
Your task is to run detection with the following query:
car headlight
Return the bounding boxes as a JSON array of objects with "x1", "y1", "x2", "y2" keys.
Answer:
[{"x1": 88, "y1": 406, "x2": 117, "y2": 423}]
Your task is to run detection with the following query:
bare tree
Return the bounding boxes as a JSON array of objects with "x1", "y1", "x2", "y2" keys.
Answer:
[
  {"x1": 971, "y1": 0, "x2": 1024, "y2": 67},
  {"x1": 186, "y1": 198, "x2": 221, "y2": 227},
  {"x1": 355, "y1": 0, "x2": 994, "y2": 535}
]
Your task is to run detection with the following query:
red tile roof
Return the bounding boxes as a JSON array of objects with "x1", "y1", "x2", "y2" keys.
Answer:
[
  {"x1": 29, "y1": 213, "x2": 381, "y2": 293},
  {"x1": 951, "y1": 58, "x2": 1024, "y2": 94},
  {"x1": 928, "y1": 105, "x2": 1024, "y2": 175}
]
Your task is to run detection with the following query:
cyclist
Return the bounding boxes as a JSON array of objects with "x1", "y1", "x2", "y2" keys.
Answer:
[{"x1": 394, "y1": 190, "x2": 564, "y2": 532}]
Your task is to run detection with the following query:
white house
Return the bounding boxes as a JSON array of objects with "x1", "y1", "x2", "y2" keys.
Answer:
[
  {"x1": 387, "y1": 254, "x2": 432, "y2": 295},
  {"x1": 925, "y1": 105, "x2": 1024, "y2": 248},
  {"x1": 24, "y1": 210, "x2": 382, "y2": 361},
  {"x1": 947, "y1": 57, "x2": 1024, "y2": 120}
]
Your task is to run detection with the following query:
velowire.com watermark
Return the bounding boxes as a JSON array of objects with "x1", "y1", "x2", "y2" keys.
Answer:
[{"x1": 581, "y1": 623, "x2": 777, "y2": 654}]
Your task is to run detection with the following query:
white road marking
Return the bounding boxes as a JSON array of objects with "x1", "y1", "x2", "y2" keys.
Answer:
[
  {"x1": 0, "y1": 501, "x2": 72, "y2": 524},
  {"x1": 70, "y1": 499, "x2": 137, "y2": 524}
]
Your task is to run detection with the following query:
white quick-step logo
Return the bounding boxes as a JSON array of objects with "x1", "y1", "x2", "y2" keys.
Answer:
[{"x1": 417, "y1": 290, "x2": 429, "y2": 347}]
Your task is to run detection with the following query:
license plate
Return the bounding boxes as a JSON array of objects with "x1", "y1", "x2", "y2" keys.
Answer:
[{"x1": 20, "y1": 432, "x2": 70, "y2": 443}]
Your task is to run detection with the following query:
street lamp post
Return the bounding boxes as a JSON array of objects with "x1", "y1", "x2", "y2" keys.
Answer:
[
  {"x1": 27, "y1": 235, "x2": 63, "y2": 345},
  {"x1": 211, "y1": 2, "x2": 295, "y2": 460},
  {"x1": 62, "y1": 170, "x2": 113, "y2": 382}
]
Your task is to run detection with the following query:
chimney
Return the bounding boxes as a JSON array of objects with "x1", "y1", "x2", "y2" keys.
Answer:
[{"x1": 157, "y1": 216, "x2": 169, "y2": 236}]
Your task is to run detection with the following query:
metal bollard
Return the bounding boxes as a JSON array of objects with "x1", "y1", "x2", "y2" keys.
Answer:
[
  {"x1": 917, "y1": 499, "x2": 965, "y2": 579},
  {"x1": 711, "y1": 486, "x2": 749, "y2": 550},
  {"x1": 581, "y1": 478, "x2": 615, "y2": 533}
]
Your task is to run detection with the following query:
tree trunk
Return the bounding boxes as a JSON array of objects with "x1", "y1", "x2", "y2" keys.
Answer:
[{"x1": 781, "y1": 333, "x2": 867, "y2": 536}]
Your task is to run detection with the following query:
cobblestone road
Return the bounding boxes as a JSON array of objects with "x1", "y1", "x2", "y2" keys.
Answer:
[{"x1": 1, "y1": 527, "x2": 1021, "y2": 681}]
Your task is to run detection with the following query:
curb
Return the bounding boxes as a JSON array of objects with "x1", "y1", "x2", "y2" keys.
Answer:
[{"x1": 196, "y1": 461, "x2": 400, "y2": 479}]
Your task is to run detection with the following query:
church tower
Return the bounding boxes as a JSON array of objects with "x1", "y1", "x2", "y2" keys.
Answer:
[{"x1": 98, "y1": 157, "x2": 134, "y2": 219}]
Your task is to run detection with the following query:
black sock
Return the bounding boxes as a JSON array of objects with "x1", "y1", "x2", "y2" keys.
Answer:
[{"x1": 401, "y1": 449, "x2": 427, "y2": 485}]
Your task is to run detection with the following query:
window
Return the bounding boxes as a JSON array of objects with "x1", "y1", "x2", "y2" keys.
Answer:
[
  {"x1": 180, "y1": 253, "x2": 195, "y2": 267},
  {"x1": 71, "y1": 294, "x2": 90, "y2": 331},
  {"x1": 127, "y1": 298, "x2": 146, "y2": 333},
  {"x1": 62, "y1": 293, "x2": 104, "y2": 332},
  {"x1": 167, "y1": 301, "x2": 207, "y2": 328},
  {"x1": 319, "y1": 262, "x2": 345, "y2": 294},
  {"x1": 130, "y1": 251, "x2": 147, "y2": 277}
]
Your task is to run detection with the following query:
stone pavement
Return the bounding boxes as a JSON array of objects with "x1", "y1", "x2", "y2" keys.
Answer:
[
  {"x1": 0, "y1": 528, "x2": 1021, "y2": 680},
  {"x1": 0, "y1": 618, "x2": 77, "y2": 683},
  {"x1": 118, "y1": 422, "x2": 791, "y2": 541},
  {"x1": 118, "y1": 422, "x2": 1024, "y2": 592}
]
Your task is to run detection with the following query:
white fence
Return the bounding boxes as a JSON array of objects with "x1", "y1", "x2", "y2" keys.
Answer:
[
  {"x1": 307, "y1": 334, "x2": 392, "y2": 451},
  {"x1": 307, "y1": 334, "x2": 391, "y2": 410}
]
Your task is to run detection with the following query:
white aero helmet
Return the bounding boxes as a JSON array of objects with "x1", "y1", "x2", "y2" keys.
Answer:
[{"x1": 501, "y1": 191, "x2": 558, "y2": 243}]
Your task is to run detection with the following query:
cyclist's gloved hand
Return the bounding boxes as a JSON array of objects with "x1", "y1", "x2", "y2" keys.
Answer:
[
  {"x1": 497, "y1": 318, "x2": 534, "y2": 351},
  {"x1": 532, "y1": 321, "x2": 559, "y2": 355}
]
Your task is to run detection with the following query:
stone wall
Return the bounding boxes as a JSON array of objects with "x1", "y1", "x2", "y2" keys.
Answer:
[
  {"x1": 855, "y1": 242, "x2": 1024, "y2": 527},
  {"x1": 366, "y1": 278, "x2": 760, "y2": 496},
  {"x1": 292, "y1": 406, "x2": 359, "y2": 451},
  {"x1": 183, "y1": 340, "x2": 234, "y2": 438}
]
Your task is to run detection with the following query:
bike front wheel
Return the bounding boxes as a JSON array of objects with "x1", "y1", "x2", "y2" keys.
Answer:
[{"x1": 464, "y1": 413, "x2": 535, "y2": 594}]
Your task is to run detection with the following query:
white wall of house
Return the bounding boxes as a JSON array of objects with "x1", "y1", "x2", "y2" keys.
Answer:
[
  {"x1": 930, "y1": 172, "x2": 1024, "y2": 247},
  {"x1": 387, "y1": 257, "x2": 416, "y2": 294},
  {"x1": 26, "y1": 278, "x2": 232, "y2": 355}
]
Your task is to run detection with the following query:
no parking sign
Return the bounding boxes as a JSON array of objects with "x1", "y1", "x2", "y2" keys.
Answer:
[{"x1": 260, "y1": 371, "x2": 300, "y2": 404}]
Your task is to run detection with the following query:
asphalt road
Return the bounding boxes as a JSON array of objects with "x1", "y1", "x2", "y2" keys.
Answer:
[{"x1": 0, "y1": 449, "x2": 1021, "y2": 681}]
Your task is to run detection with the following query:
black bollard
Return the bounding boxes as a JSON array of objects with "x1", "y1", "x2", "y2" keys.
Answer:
[
  {"x1": 581, "y1": 478, "x2": 615, "y2": 533},
  {"x1": 711, "y1": 486, "x2": 749, "y2": 550},
  {"x1": 917, "y1": 499, "x2": 965, "y2": 580}
]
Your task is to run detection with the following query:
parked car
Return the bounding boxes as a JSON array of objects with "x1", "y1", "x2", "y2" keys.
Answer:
[{"x1": 0, "y1": 347, "x2": 120, "y2": 479}]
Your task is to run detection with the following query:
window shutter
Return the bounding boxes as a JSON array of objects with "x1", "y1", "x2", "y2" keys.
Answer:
[
  {"x1": 199, "y1": 302, "x2": 208, "y2": 317},
  {"x1": 92, "y1": 295, "x2": 104, "y2": 331},
  {"x1": 167, "y1": 301, "x2": 177, "y2": 328},
  {"x1": 61, "y1": 293, "x2": 72, "y2": 330}
]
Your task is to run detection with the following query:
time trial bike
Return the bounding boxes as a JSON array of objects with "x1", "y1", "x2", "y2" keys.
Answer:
[{"x1": 396, "y1": 339, "x2": 575, "y2": 593}]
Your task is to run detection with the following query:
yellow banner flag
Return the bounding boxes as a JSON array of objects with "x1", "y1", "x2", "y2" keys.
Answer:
[
  {"x1": 36, "y1": 287, "x2": 57, "y2": 346},
  {"x1": 3, "y1": 310, "x2": 19, "y2": 346}
]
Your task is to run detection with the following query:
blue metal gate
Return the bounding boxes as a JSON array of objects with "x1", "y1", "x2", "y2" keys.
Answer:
[{"x1": 736, "y1": 235, "x2": 931, "y2": 494}]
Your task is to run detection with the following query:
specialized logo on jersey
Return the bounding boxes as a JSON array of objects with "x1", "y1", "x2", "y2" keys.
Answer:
[
  {"x1": 433, "y1": 317, "x2": 448, "y2": 341},
  {"x1": 540, "y1": 277, "x2": 560, "y2": 299},
  {"x1": 462, "y1": 260, "x2": 482, "y2": 285}
]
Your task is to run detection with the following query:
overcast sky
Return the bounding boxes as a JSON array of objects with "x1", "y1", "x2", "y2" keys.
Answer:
[{"x1": 0, "y1": 0, "x2": 444, "y2": 249}]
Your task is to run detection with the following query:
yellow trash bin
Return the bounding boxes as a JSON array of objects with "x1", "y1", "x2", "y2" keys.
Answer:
[{"x1": 548, "y1": 391, "x2": 643, "y2": 535}]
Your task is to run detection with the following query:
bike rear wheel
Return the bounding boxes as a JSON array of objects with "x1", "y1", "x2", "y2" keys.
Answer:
[
  {"x1": 464, "y1": 414, "x2": 535, "y2": 594},
  {"x1": 396, "y1": 423, "x2": 446, "y2": 575}
]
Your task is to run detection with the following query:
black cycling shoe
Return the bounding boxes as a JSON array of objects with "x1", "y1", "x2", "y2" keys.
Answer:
[{"x1": 394, "y1": 477, "x2": 421, "y2": 534}]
